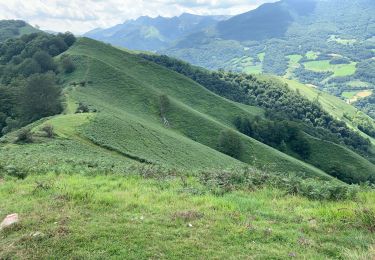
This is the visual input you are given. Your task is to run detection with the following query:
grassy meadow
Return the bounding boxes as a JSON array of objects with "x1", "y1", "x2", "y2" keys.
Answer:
[
  {"x1": 1, "y1": 172, "x2": 375, "y2": 259},
  {"x1": 303, "y1": 60, "x2": 357, "y2": 77}
]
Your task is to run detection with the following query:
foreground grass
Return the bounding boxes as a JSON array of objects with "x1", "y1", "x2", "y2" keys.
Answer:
[{"x1": 1, "y1": 173, "x2": 374, "y2": 259}]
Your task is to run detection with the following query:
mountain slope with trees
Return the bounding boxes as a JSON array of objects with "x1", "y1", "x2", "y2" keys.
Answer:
[{"x1": 1, "y1": 37, "x2": 374, "y2": 184}]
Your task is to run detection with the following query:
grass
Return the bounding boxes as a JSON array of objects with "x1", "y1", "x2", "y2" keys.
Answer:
[
  {"x1": 342, "y1": 91, "x2": 359, "y2": 99},
  {"x1": 303, "y1": 60, "x2": 357, "y2": 77},
  {"x1": 243, "y1": 64, "x2": 262, "y2": 74},
  {"x1": 225, "y1": 56, "x2": 263, "y2": 74},
  {"x1": 344, "y1": 90, "x2": 373, "y2": 104},
  {"x1": 0, "y1": 173, "x2": 374, "y2": 259},
  {"x1": 55, "y1": 37, "x2": 331, "y2": 178},
  {"x1": 328, "y1": 35, "x2": 357, "y2": 45},
  {"x1": 285, "y1": 54, "x2": 303, "y2": 78},
  {"x1": 347, "y1": 80, "x2": 370, "y2": 88},
  {"x1": 257, "y1": 52, "x2": 265, "y2": 62},
  {"x1": 305, "y1": 51, "x2": 319, "y2": 60}
]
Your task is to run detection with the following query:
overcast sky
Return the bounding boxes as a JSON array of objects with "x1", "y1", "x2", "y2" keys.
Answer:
[{"x1": 0, "y1": 0, "x2": 278, "y2": 34}]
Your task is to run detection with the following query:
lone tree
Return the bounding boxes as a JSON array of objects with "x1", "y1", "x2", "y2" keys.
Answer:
[{"x1": 217, "y1": 130, "x2": 243, "y2": 159}]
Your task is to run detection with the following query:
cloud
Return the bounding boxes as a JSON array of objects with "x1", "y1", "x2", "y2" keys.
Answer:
[{"x1": 0, "y1": 0, "x2": 278, "y2": 34}]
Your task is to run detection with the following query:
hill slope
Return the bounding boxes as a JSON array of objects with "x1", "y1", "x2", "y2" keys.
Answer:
[{"x1": 1, "y1": 37, "x2": 335, "y2": 180}]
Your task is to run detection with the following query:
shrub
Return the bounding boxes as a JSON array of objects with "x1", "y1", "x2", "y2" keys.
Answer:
[
  {"x1": 199, "y1": 168, "x2": 359, "y2": 200},
  {"x1": 3, "y1": 165, "x2": 28, "y2": 179},
  {"x1": 217, "y1": 130, "x2": 243, "y2": 159},
  {"x1": 41, "y1": 124, "x2": 55, "y2": 138},
  {"x1": 76, "y1": 102, "x2": 90, "y2": 113},
  {"x1": 15, "y1": 128, "x2": 33, "y2": 143},
  {"x1": 60, "y1": 54, "x2": 75, "y2": 73}
]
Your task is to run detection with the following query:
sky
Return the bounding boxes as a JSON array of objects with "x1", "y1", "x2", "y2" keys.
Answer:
[{"x1": 0, "y1": 0, "x2": 277, "y2": 35}]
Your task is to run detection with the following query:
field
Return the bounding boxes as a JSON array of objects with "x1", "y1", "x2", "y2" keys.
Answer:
[
  {"x1": 328, "y1": 35, "x2": 357, "y2": 45},
  {"x1": 344, "y1": 90, "x2": 373, "y2": 104},
  {"x1": 303, "y1": 60, "x2": 357, "y2": 77},
  {"x1": 226, "y1": 56, "x2": 262, "y2": 74},
  {"x1": 285, "y1": 54, "x2": 303, "y2": 78},
  {"x1": 1, "y1": 173, "x2": 375, "y2": 259},
  {"x1": 305, "y1": 51, "x2": 319, "y2": 60}
]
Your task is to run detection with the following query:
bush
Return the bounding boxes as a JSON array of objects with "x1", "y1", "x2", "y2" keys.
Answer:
[
  {"x1": 199, "y1": 168, "x2": 359, "y2": 200},
  {"x1": 41, "y1": 124, "x2": 55, "y2": 138},
  {"x1": 76, "y1": 102, "x2": 90, "y2": 113},
  {"x1": 60, "y1": 54, "x2": 75, "y2": 73},
  {"x1": 15, "y1": 128, "x2": 33, "y2": 143},
  {"x1": 3, "y1": 165, "x2": 28, "y2": 179},
  {"x1": 217, "y1": 130, "x2": 243, "y2": 159}
]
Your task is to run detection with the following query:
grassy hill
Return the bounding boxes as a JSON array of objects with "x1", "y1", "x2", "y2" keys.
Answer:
[
  {"x1": 64, "y1": 38, "x2": 334, "y2": 177},
  {"x1": 0, "y1": 37, "x2": 336, "y2": 180}
]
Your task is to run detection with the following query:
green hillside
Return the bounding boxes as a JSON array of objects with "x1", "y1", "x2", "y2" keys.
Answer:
[
  {"x1": 63, "y1": 38, "x2": 332, "y2": 177},
  {"x1": 0, "y1": 37, "x2": 336, "y2": 180}
]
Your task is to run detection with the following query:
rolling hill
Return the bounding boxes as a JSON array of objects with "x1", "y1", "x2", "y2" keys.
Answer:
[{"x1": 1, "y1": 37, "x2": 375, "y2": 184}]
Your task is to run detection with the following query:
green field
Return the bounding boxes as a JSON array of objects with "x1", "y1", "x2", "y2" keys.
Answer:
[
  {"x1": 305, "y1": 51, "x2": 319, "y2": 60},
  {"x1": 328, "y1": 35, "x2": 357, "y2": 45},
  {"x1": 3, "y1": 37, "x2": 375, "y2": 185},
  {"x1": 347, "y1": 80, "x2": 370, "y2": 88},
  {"x1": 342, "y1": 91, "x2": 359, "y2": 99},
  {"x1": 1, "y1": 33, "x2": 375, "y2": 260},
  {"x1": 303, "y1": 60, "x2": 357, "y2": 77},
  {"x1": 226, "y1": 56, "x2": 263, "y2": 74},
  {"x1": 1, "y1": 172, "x2": 374, "y2": 259},
  {"x1": 285, "y1": 54, "x2": 303, "y2": 78},
  {"x1": 257, "y1": 52, "x2": 265, "y2": 62}
]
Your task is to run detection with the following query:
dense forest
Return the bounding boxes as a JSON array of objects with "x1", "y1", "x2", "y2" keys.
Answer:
[
  {"x1": 0, "y1": 32, "x2": 76, "y2": 136},
  {"x1": 140, "y1": 54, "x2": 373, "y2": 159}
]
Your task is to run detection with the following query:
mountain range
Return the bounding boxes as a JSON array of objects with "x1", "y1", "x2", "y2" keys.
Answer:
[
  {"x1": 84, "y1": 0, "x2": 375, "y2": 119},
  {"x1": 85, "y1": 13, "x2": 228, "y2": 51}
]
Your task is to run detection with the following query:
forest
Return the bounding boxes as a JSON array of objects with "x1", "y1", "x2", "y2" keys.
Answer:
[{"x1": 0, "y1": 32, "x2": 76, "y2": 135}]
